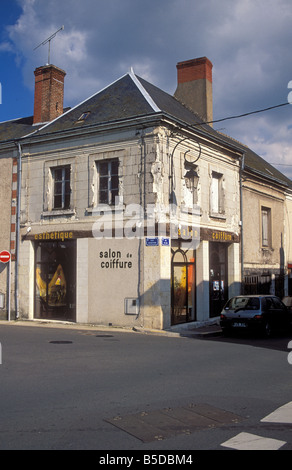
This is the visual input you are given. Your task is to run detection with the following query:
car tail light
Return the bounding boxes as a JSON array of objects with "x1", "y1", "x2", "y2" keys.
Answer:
[
  {"x1": 220, "y1": 314, "x2": 226, "y2": 320},
  {"x1": 254, "y1": 314, "x2": 262, "y2": 319}
]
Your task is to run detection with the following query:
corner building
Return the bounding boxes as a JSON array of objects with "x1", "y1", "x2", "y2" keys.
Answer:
[{"x1": 1, "y1": 58, "x2": 290, "y2": 329}]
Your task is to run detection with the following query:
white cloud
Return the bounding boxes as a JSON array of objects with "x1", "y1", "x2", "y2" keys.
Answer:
[
  {"x1": 0, "y1": 42, "x2": 14, "y2": 53},
  {"x1": 2, "y1": 0, "x2": 292, "y2": 179}
]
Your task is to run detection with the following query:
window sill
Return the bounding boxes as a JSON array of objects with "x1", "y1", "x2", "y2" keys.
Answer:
[
  {"x1": 86, "y1": 204, "x2": 125, "y2": 215},
  {"x1": 209, "y1": 211, "x2": 226, "y2": 220},
  {"x1": 262, "y1": 247, "x2": 274, "y2": 253},
  {"x1": 180, "y1": 206, "x2": 202, "y2": 217},
  {"x1": 41, "y1": 209, "x2": 76, "y2": 218}
]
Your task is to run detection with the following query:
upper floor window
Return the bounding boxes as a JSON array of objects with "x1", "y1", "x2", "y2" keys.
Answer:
[
  {"x1": 97, "y1": 159, "x2": 119, "y2": 205},
  {"x1": 52, "y1": 165, "x2": 71, "y2": 210},
  {"x1": 261, "y1": 206, "x2": 272, "y2": 247},
  {"x1": 210, "y1": 171, "x2": 224, "y2": 216}
]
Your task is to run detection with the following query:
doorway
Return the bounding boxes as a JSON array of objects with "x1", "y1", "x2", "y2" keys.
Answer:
[
  {"x1": 209, "y1": 242, "x2": 228, "y2": 318},
  {"x1": 34, "y1": 240, "x2": 76, "y2": 321},
  {"x1": 171, "y1": 245, "x2": 196, "y2": 325}
]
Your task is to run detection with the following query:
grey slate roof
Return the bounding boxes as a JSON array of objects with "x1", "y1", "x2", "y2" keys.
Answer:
[
  {"x1": 0, "y1": 70, "x2": 290, "y2": 188},
  {"x1": 35, "y1": 74, "x2": 155, "y2": 135},
  {"x1": 31, "y1": 72, "x2": 213, "y2": 137},
  {"x1": 0, "y1": 116, "x2": 38, "y2": 142}
]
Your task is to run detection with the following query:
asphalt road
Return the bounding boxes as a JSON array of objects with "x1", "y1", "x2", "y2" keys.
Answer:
[{"x1": 0, "y1": 322, "x2": 291, "y2": 452}]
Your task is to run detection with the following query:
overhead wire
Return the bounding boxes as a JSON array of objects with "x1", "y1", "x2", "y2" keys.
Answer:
[{"x1": 196, "y1": 102, "x2": 290, "y2": 127}]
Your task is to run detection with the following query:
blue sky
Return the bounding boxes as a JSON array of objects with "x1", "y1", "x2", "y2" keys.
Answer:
[
  {"x1": 0, "y1": 1, "x2": 30, "y2": 119},
  {"x1": 1, "y1": 0, "x2": 292, "y2": 178}
]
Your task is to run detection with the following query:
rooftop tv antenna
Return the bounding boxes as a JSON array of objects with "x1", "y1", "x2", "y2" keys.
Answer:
[{"x1": 34, "y1": 25, "x2": 64, "y2": 65}]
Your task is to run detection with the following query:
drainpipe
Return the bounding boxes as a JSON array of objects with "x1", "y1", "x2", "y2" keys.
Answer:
[
  {"x1": 240, "y1": 152, "x2": 245, "y2": 294},
  {"x1": 136, "y1": 131, "x2": 146, "y2": 324},
  {"x1": 14, "y1": 141, "x2": 22, "y2": 319}
]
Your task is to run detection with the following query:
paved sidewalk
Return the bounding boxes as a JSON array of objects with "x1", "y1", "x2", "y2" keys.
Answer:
[
  {"x1": 0, "y1": 319, "x2": 223, "y2": 338},
  {"x1": 133, "y1": 322, "x2": 222, "y2": 338},
  {"x1": 179, "y1": 323, "x2": 223, "y2": 337}
]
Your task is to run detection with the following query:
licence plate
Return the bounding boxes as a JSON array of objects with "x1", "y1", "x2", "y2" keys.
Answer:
[{"x1": 233, "y1": 322, "x2": 247, "y2": 328}]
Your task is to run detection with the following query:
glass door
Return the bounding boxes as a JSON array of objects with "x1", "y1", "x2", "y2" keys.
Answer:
[
  {"x1": 209, "y1": 242, "x2": 228, "y2": 318},
  {"x1": 172, "y1": 263, "x2": 188, "y2": 324},
  {"x1": 171, "y1": 247, "x2": 196, "y2": 325}
]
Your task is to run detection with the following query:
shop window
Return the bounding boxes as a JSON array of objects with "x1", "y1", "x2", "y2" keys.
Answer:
[
  {"x1": 52, "y1": 165, "x2": 71, "y2": 210},
  {"x1": 210, "y1": 172, "x2": 224, "y2": 217},
  {"x1": 97, "y1": 159, "x2": 119, "y2": 205},
  {"x1": 35, "y1": 240, "x2": 76, "y2": 321},
  {"x1": 261, "y1": 207, "x2": 272, "y2": 247}
]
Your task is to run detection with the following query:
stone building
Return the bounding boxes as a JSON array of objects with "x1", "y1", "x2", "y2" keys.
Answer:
[
  {"x1": 240, "y1": 148, "x2": 292, "y2": 298},
  {"x1": 0, "y1": 57, "x2": 291, "y2": 329}
]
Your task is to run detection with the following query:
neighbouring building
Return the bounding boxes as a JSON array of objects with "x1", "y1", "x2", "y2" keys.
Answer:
[
  {"x1": 241, "y1": 149, "x2": 292, "y2": 298},
  {"x1": 0, "y1": 57, "x2": 291, "y2": 329},
  {"x1": 0, "y1": 154, "x2": 13, "y2": 313}
]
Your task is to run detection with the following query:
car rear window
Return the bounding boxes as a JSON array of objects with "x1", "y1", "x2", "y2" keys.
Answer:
[
  {"x1": 272, "y1": 297, "x2": 284, "y2": 308},
  {"x1": 225, "y1": 297, "x2": 260, "y2": 310}
]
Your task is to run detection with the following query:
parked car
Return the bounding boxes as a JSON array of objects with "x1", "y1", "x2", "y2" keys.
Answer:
[
  {"x1": 220, "y1": 295, "x2": 292, "y2": 336},
  {"x1": 282, "y1": 296, "x2": 292, "y2": 312}
]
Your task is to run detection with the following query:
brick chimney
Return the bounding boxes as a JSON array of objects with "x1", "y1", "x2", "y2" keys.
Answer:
[
  {"x1": 33, "y1": 64, "x2": 66, "y2": 125},
  {"x1": 174, "y1": 57, "x2": 213, "y2": 125}
]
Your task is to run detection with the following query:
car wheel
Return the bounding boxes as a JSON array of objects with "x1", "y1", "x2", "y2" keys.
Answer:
[{"x1": 264, "y1": 321, "x2": 272, "y2": 337}]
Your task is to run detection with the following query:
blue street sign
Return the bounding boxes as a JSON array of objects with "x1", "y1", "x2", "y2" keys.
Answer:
[{"x1": 145, "y1": 237, "x2": 159, "y2": 247}]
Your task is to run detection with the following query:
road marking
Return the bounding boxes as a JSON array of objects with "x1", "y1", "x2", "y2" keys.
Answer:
[
  {"x1": 261, "y1": 401, "x2": 292, "y2": 424},
  {"x1": 221, "y1": 432, "x2": 286, "y2": 450}
]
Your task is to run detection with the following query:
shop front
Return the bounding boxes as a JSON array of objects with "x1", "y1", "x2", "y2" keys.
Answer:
[
  {"x1": 26, "y1": 231, "x2": 141, "y2": 328},
  {"x1": 24, "y1": 225, "x2": 240, "y2": 329},
  {"x1": 34, "y1": 233, "x2": 76, "y2": 322},
  {"x1": 171, "y1": 228, "x2": 240, "y2": 325},
  {"x1": 207, "y1": 229, "x2": 240, "y2": 318}
]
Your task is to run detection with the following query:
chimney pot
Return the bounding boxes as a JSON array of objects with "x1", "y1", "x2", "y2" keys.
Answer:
[
  {"x1": 174, "y1": 56, "x2": 213, "y2": 125},
  {"x1": 33, "y1": 64, "x2": 66, "y2": 125}
]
